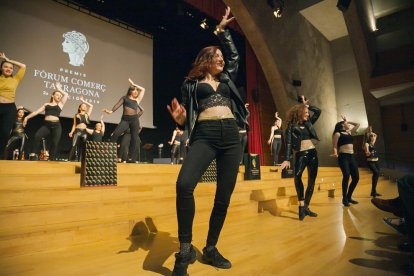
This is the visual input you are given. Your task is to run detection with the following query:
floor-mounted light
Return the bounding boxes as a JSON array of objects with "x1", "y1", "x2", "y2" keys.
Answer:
[{"x1": 200, "y1": 18, "x2": 209, "y2": 29}]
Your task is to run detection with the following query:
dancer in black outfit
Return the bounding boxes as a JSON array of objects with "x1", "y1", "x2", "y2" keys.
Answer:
[
  {"x1": 364, "y1": 131, "x2": 382, "y2": 197},
  {"x1": 280, "y1": 96, "x2": 321, "y2": 220},
  {"x1": 168, "y1": 127, "x2": 184, "y2": 164},
  {"x1": 23, "y1": 82, "x2": 68, "y2": 160},
  {"x1": 87, "y1": 115, "x2": 105, "y2": 142},
  {"x1": 267, "y1": 111, "x2": 283, "y2": 166},
  {"x1": 167, "y1": 7, "x2": 249, "y2": 275},
  {"x1": 68, "y1": 96, "x2": 93, "y2": 161},
  {"x1": 4, "y1": 106, "x2": 28, "y2": 159},
  {"x1": 332, "y1": 115, "x2": 360, "y2": 206},
  {"x1": 102, "y1": 78, "x2": 144, "y2": 163}
]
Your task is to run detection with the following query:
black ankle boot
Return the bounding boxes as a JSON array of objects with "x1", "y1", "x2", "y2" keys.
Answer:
[
  {"x1": 172, "y1": 245, "x2": 197, "y2": 276},
  {"x1": 342, "y1": 198, "x2": 350, "y2": 207},
  {"x1": 298, "y1": 206, "x2": 306, "y2": 220},
  {"x1": 202, "y1": 246, "x2": 231, "y2": 269},
  {"x1": 304, "y1": 206, "x2": 318, "y2": 217}
]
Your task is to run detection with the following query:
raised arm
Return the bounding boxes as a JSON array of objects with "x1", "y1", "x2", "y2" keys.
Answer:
[
  {"x1": 100, "y1": 115, "x2": 106, "y2": 134},
  {"x1": 0, "y1": 52, "x2": 26, "y2": 69},
  {"x1": 215, "y1": 7, "x2": 239, "y2": 81},
  {"x1": 80, "y1": 96, "x2": 93, "y2": 116},
  {"x1": 55, "y1": 82, "x2": 69, "y2": 107},
  {"x1": 128, "y1": 78, "x2": 146, "y2": 103},
  {"x1": 23, "y1": 104, "x2": 47, "y2": 127}
]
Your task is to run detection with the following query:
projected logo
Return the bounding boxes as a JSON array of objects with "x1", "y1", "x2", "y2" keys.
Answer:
[{"x1": 62, "y1": 31, "x2": 90, "y2": 67}]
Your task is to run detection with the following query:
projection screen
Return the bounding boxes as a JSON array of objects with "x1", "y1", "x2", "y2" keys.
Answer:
[{"x1": 0, "y1": 0, "x2": 154, "y2": 127}]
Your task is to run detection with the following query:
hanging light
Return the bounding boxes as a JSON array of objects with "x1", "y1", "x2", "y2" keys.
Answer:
[
  {"x1": 200, "y1": 18, "x2": 209, "y2": 29},
  {"x1": 267, "y1": 0, "x2": 285, "y2": 18}
]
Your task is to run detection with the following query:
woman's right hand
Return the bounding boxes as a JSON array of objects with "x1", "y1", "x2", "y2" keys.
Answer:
[
  {"x1": 102, "y1": 108, "x2": 112, "y2": 114},
  {"x1": 218, "y1": 6, "x2": 235, "y2": 29},
  {"x1": 69, "y1": 132, "x2": 73, "y2": 138},
  {"x1": 167, "y1": 98, "x2": 186, "y2": 126},
  {"x1": 280, "y1": 160, "x2": 290, "y2": 170}
]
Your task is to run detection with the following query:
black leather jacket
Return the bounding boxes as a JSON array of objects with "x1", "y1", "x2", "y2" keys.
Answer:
[
  {"x1": 180, "y1": 29, "x2": 249, "y2": 144},
  {"x1": 284, "y1": 105, "x2": 321, "y2": 160}
]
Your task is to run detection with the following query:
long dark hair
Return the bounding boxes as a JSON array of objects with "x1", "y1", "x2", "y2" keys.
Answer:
[
  {"x1": 186, "y1": 46, "x2": 220, "y2": 80},
  {"x1": 333, "y1": 121, "x2": 345, "y2": 134},
  {"x1": 126, "y1": 86, "x2": 138, "y2": 98},
  {"x1": 284, "y1": 104, "x2": 308, "y2": 128}
]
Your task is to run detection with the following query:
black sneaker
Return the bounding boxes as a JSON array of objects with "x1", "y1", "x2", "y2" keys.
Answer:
[
  {"x1": 172, "y1": 246, "x2": 197, "y2": 276},
  {"x1": 342, "y1": 198, "x2": 350, "y2": 207},
  {"x1": 202, "y1": 247, "x2": 232, "y2": 269},
  {"x1": 304, "y1": 207, "x2": 318, "y2": 217},
  {"x1": 298, "y1": 206, "x2": 306, "y2": 220},
  {"x1": 348, "y1": 198, "x2": 359, "y2": 204}
]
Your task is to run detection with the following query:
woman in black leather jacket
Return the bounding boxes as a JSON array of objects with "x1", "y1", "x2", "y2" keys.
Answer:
[
  {"x1": 167, "y1": 7, "x2": 248, "y2": 276},
  {"x1": 280, "y1": 96, "x2": 321, "y2": 220}
]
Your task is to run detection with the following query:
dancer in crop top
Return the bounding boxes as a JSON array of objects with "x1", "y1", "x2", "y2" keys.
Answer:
[
  {"x1": 267, "y1": 112, "x2": 283, "y2": 166},
  {"x1": 0, "y1": 52, "x2": 26, "y2": 159},
  {"x1": 332, "y1": 116, "x2": 360, "y2": 206},
  {"x1": 4, "y1": 106, "x2": 29, "y2": 159},
  {"x1": 23, "y1": 82, "x2": 68, "y2": 160},
  {"x1": 280, "y1": 96, "x2": 321, "y2": 220},
  {"x1": 166, "y1": 7, "x2": 249, "y2": 275},
  {"x1": 87, "y1": 115, "x2": 105, "y2": 142},
  {"x1": 103, "y1": 78, "x2": 144, "y2": 163},
  {"x1": 68, "y1": 96, "x2": 93, "y2": 161},
  {"x1": 364, "y1": 131, "x2": 382, "y2": 197}
]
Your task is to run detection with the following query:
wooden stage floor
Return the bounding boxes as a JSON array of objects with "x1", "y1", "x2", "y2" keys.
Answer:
[{"x1": 0, "y1": 161, "x2": 411, "y2": 275}]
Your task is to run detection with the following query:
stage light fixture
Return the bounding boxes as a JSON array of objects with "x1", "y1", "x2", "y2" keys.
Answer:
[
  {"x1": 200, "y1": 18, "x2": 209, "y2": 29},
  {"x1": 267, "y1": 0, "x2": 285, "y2": 18}
]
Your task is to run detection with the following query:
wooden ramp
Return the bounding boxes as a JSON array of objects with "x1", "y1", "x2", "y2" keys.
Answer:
[{"x1": 0, "y1": 161, "x2": 410, "y2": 275}]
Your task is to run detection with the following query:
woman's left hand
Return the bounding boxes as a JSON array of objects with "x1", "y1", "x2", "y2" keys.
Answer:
[
  {"x1": 218, "y1": 7, "x2": 235, "y2": 29},
  {"x1": 167, "y1": 98, "x2": 186, "y2": 126}
]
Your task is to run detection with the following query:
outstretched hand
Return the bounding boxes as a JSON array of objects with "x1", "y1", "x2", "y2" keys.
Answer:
[
  {"x1": 0, "y1": 52, "x2": 7, "y2": 60},
  {"x1": 167, "y1": 98, "x2": 186, "y2": 126},
  {"x1": 128, "y1": 78, "x2": 136, "y2": 87},
  {"x1": 280, "y1": 160, "x2": 290, "y2": 170},
  {"x1": 218, "y1": 6, "x2": 235, "y2": 29},
  {"x1": 341, "y1": 114, "x2": 347, "y2": 121}
]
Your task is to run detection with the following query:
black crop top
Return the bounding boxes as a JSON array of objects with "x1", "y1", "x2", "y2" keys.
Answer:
[
  {"x1": 12, "y1": 118, "x2": 25, "y2": 136},
  {"x1": 111, "y1": 96, "x2": 142, "y2": 116},
  {"x1": 337, "y1": 132, "x2": 353, "y2": 147},
  {"x1": 367, "y1": 144, "x2": 378, "y2": 159},
  {"x1": 45, "y1": 104, "x2": 62, "y2": 117},
  {"x1": 197, "y1": 82, "x2": 231, "y2": 113},
  {"x1": 298, "y1": 125, "x2": 311, "y2": 140},
  {"x1": 90, "y1": 131, "x2": 103, "y2": 142},
  {"x1": 273, "y1": 128, "x2": 283, "y2": 135},
  {"x1": 75, "y1": 113, "x2": 90, "y2": 125}
]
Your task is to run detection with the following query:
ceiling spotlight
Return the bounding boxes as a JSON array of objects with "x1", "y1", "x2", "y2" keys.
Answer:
[
  {"x1": 200, "y1": 18, "x2": 209, "y2": 30},
  {"x1": 267, "y1": 0, "x2": 285, "y2": 18}
]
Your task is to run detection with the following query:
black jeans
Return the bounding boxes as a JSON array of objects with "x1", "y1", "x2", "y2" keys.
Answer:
[
  {"x1": 111, "y1": 115, "x2": 140, "y2": 162},
  {"x1": 239, "y1": 131, "x2": 247, "y2": 165},
  {"x1": 68, "y1": 128, "x2": 87, "y2": 161},
  {"x1": 367, "y1": 161, "x2": 380, "y2": 193},
  {"x1": 338, "y1": 153, "x2": 359, "y2": 199},
  {"x1": 294, "y1": 148, "x2": 318, "y2": 205},
  {"x1": 271, "y1": 138, "x2": 282, "y2": 165},
  {"x1": 0, "y1": 103, "x2": 17, "y2": 159},
  {"x1": 176, "y1": 118, "x2": 240, "y2": 246},
  {"x1": 33, "y1": 121, "x2": 62, "y2": 160}
]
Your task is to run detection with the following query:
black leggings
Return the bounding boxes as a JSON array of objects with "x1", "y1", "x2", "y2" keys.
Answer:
[
  {"x1": 0, "y1": 103, "x2": 17, "y2": 159},
  {"x1": 338, "y1": 153, "x2": 359, "y2": 199},
  {"x1": 294, "y1": 148, "x2": 318, "y2": 205},
  {"x1": 5, "y1": 134, "x2": 26, "y2": 159},
  {"x1": 111, "y1": 115, "x2": 140, "y2": 162},
  {"x1": 176, "y1": 119, "x2": 240, "y2": 246},
  {"x1": 171, "y1": 143, "x2": 180, "y2": 164},
  {"x1": 68, "y1": 128, "x2": 87, "y2": 161},
  {"x1": 33, "y1": 121, "x2": 62, "y2": 160},
  {"x1": 367, "y1": 161, "x2": 380, "y2": 193},
  {"x1": 271, "y1": 138, "x2": 282, "y2": 165}
]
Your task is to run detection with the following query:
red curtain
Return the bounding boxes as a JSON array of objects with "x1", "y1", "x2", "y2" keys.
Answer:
[
  {"x1": 245, "y1": 42, "x2": 263, "y2": 163},
  {"x1": 184, "y1": 0, "x2": 264, "y2": 164}
]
